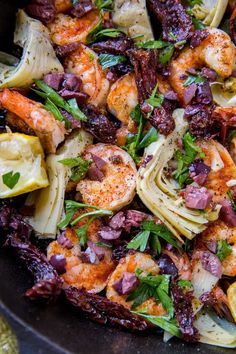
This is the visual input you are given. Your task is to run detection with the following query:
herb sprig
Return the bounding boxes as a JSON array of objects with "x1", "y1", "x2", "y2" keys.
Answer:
[
  {"x1": 2, "y1": 171, "x2": 20, "y2": 189},
  {"x1": 173, "y1": 132, "x2": 205, "y2": 187},
  {"x1": 33, "y1": 80, "x2": 87, "y2": 126},
  {"x1": 127, "y1": 220, "x2": 178, "y2": 253},
  {"x1": 98, "y1": 53, "x2": 127, "y2": 69},
  {"x1": 59, "y1": 157, "x2": 92, "y2": 182},
  {"x1": 58, "y1": 200, "x2": 113, "y2": 246},
  {"x1": 216, "y1": 240, "x2": 232, "y2": 261}
]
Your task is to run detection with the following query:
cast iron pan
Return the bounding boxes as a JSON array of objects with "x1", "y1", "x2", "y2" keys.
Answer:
[{"x1": 0, "y1": 1, "x2": 235, "y2": 353}]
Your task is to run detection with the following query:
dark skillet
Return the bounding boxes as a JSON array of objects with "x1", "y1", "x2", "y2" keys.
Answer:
[{"x1": 0, "y1": 1, "x2": 235, "y2": 353}]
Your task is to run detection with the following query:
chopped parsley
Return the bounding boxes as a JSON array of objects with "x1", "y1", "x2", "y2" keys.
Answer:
[
  {"x1": 159, "y1": 44, "x2": 175, "y2": 65},
  {"x1": 59, "y1": 156, "x2": 92, "y2": 182},
  {"x1": 173, "y1": 132, "x2": 205, "y2": 187},
  {"x1": 216, "y1": 240, "x2": 232, "y2": 261},
  {"x1": 2, "y1": 171, "x2": 20, "y2": 189},
  {"x1": 57, "y1": 200, "x2": 112, "y2": 246},
  {"x1": 183, "y1": 73, "x2": 205, "y2": 87},
  {"x1": 137, "y1": 40, "x2": 169, "y2": 49},
  {"x1": 145, "y1": 84, "x2": 164, "y2": 109},
  {"x1": 127, "y1": 270, "x2": 174, "y2": 317},
  {"x1": 98, "y1": 53, "x2": 127, "y2": 69},
  {"x1": 127, "y1": 220, "x2": 178, "y2": 253},
  {"x1": 226, "y1": 189, "x2": 236, "y2": 212},
  {"x1": 187, "y1": 0, "x2": 203, "y2": 6},
  {"x1": 95, "y1": 0, "x2": 113, "y2": 11}
]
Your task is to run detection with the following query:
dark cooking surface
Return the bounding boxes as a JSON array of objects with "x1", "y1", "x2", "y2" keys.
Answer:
[{"x1": 0, "y1": 1, "x2": 235, "y2": 353}]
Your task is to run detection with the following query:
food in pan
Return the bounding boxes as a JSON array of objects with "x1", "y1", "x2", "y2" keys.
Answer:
[{"x1": 0, "y1": 0, "x2": 236, "y2": 348}]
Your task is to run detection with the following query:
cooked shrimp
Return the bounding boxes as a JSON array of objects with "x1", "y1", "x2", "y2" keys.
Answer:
[
  {"x1": 77, "y1": 143, "x2": 137, "y2": 210},
  {"x1": 211, "y1": 286, "x2": 234, "y2": 322},
  {"x1": 198, "y1": 139, "x2": 236, "y2": 203},
  {"x1": 198, "y1": 220, "x2": 236, "y2": 277},
  {"x1": 47, "y1": 224, "x2": 116, "y2": 293},
  {"x1": 0, "y1": 89, "x2": 65, "y2": 153},
  {"x1": 55, "y1": 0, "x2": 72, "y2": 13},
  {"x1": 64, "y1": 44, "x2": 110, "y2": 107},
  {"x1": 47, "y1": 10, "x2": 100, "y2": 46},
  {"x1": 163, "y1": 249, "x2": 192, "y2": 280},
  {"x1": 169, "y1": 28, "x2": 236, "y2": 105},
  {"x1": 106, "y1": 252, "x2": 166, "y2": 315},
  {"x1": 107, "y1": 73, "x2": 138, "y2": 125}
]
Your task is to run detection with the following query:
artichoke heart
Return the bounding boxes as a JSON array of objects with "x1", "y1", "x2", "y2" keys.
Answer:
[
  {"x1": 211, "y1": 80, "x2": 236, "y2": 107},
  {"x1": 112, "y1": 0, "x2": 154, "y2": 42},
  {"x1": 26, "y1": 130, "x2": 93, "y2": 238},
  {"x1": 137, "y1": 109, "x2": 209, "y2": 241},
  {"x1": 192, "y1": 0, "x2": 228, "y2": 27},
  {"x1": 0, "y1": 10, "x2": 63, "y2": 88}
]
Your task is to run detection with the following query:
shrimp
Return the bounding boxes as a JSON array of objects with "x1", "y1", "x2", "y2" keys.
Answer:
[
  {"x1": 106, "y1": 252, "x2": 166, "y2": 316},
  {"x1": 55, "y1": 0, "x2": 72, "y2": 13},
  {"x1": 211, "y1": 286, "x2": 234, "y2": 322},
  {"x1": 64, "y1": 44, "x2": 110, "y2": 107},
  {"x1": 198, "y1": 139, "x2": 236, "y2": 203},
  {"x1": 47, "y1": 10, "x2": 100, "y2": 46},
  {"x1": 47, "y1": 223, "x2": 116, "y2": 293},
  {"x1": 77, "y1": 143, "x2": 137, "y2": 210},
  {"x1": 163, "y1": 249, "x2": 192, "y2": 280},
  {"x1": 169, "y1": 28, "x2": 236, "y2": 105},
  {"x1": 198, "y1": 220, "x2": 236, "y2": 277},
  {"x1": 107, "y1": 73, "x2": 139, "y2": 125},
  {"x1": 0, "y1": 89, "x2": 65, "y2": 153}
]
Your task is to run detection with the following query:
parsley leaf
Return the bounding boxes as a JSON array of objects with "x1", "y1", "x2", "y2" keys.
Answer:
[
  {"x1": 173, "y1": 132, "x2": 205, "y2": 187},
  {"x1": 123, "y1": 104, "x2": 145, "y2": 164},
  {"x1": 226, "y1": 189, "x2": 236, "y2": 212},
  {"x1": 76, "y1": 216, "x2": 96, "y2": 247},
  {"x1": 177, "y1": 279, "x2": 193, "y2": 289},
  {"x1": 95, "y1": 241, "x2": 112, "y2": 248},
  {"x1": 93, "y1": 28, "x2": 123, "y2": 41},
  {"x1": 127, "y1": 220, "x2": 178, "y2": 253},
  {"x1": 34, "y1": 80, "x2": 87, "y2": 122},
  {"x1": 2, "y1": 171, "x2": 20, "y2": 189},
  {"x1": 137, "y1": 127, "x2": 158, "y2": 150},
  {"x1": 187, "y1": 0, "x2": 203, "y2": 6},
  {"x1": 99, "y1": 53, "x2": 126, "y2": 69},
  {"x1": 127, "y1": 230, "x2": 150, "y2": 252},
  {"x1": 183, "y1": 73, "x2": 205, "y2": 87},
  {"x1": 95, "y1": 0, "x2": 113, "y2": 11},
  {"x1": 216, "y1": 240, "x2": 232, "y2": 261},
  {"x1": 137, "y1": 40, "x2": 169, "y2": 49},
  {"x1": 128, "y1": 272, "x2": 174, "y2": 316},
  {"x1": 132, "y1": 312, "x2": 181, "y2": 337},
  {"x1": 59, "y1": 156, "x2": 92, "y2": 183},
  {"x1": 159, "y1": 44, "x2": 175, "y2": 65}
]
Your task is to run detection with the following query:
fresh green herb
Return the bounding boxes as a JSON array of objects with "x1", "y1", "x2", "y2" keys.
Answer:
[
  {"x1": 123, "y1": 104, "x2": 145, "y2": 164},
  {"x1": 226, "y1": 189, "x2": 236, "y2": 212},
  {"x1": 183, "y1": 73, "x2": 205, "y2": 87},
  {"x1": 93, "y1": 28, "x2": 123, "y2": 41},
  {"x1": 132, "y1": 312, "x2": 181, "y2": 337},
  {"x1": 137, "y1": 127, "x2": 158, "y2": 150},
  {"x1": 131, "y1": 34, "x2": 144, "y2": 40},
  {"x1": 145, "y1": 84, "x2": 164, "y2": 108},
  {"x1": 186, "y1": 9, "x2": 205, "y2": 30},
  {"x1": 58, "y1": 200, "x2": 109, "y2": 229},
  {"x1": 175, "y1": 40, "x2": 187, "y2": 48},
  {"x1": 127, "y1": 220, "x2": 178, "y2": 253},
  {"x1": 187, "y1": 0, "x2": 203, "y2": 6},
  {"x1": 76, "y1": 216, "x2": 96, "y2": 247},
  {"x1": 137, "y1": 40, "x2": 169, "y2": 49},
  {"x1": 128, "y1": 272, "x2": 174, "y2": 316},
  {"x1": 98, "y1": 53, "x2": 127, "y2": 69},
  {"x1": 95, "y1": 0, "x2": 113, "y2": 11},
  {"x1": 159, "y1": 44, "x2": 175, "y2": 65},
  {"x1": 2, "y1": 171, "x2": 20, "y2": 189},
  {"x1": 173, "y1": 132, "x2": 205, "y2": 187},
  {"x1": 177, "y1": 279, "x2": 193, "y2": 289},
  {"x1": 95, "y1": 241, "x2": 112, "y2": 248},
  {"x1": 228, "y1": 129, "x2": 236, "y2": 141},
  {"x1": 71, "y1": 208, "x2": 112, "y2": 226},
  {"x1": 216, "y1": 240, "x2": 232, "y2": 261},
  {"x1": 59, "y1": 156, "x2": 92, "y2": 183},
  {"x1": 127, "y1": 230, "x2": 150, "y2": 252},
  {"x1": 86, "y1": 17, "x2": 103, "y2": 43},
  {"x1": 168, "y1": 32, "x2": 177, "y2": 41},
  {"x1": 34, "y1": 80, "x2": 87, "y2": 122},
  {"x1": 44, "y1": 98, "x2": 70, "y2": 129}
]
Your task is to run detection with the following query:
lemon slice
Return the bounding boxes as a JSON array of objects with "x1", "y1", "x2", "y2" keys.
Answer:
[
  {"x1": 0, "y1": 132, "x2": 49, "y2": 198},
  {"x1": 228, "y1": 282, "x2": 236, "y2": 322}
]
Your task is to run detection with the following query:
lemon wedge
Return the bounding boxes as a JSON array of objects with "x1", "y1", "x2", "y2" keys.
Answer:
[
  {"x1": 228, "y1": 282, "x2": 236, "y2": 322},
  {"x1": 0, "y1": 132, "x2": 49, "y2": 198}
]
